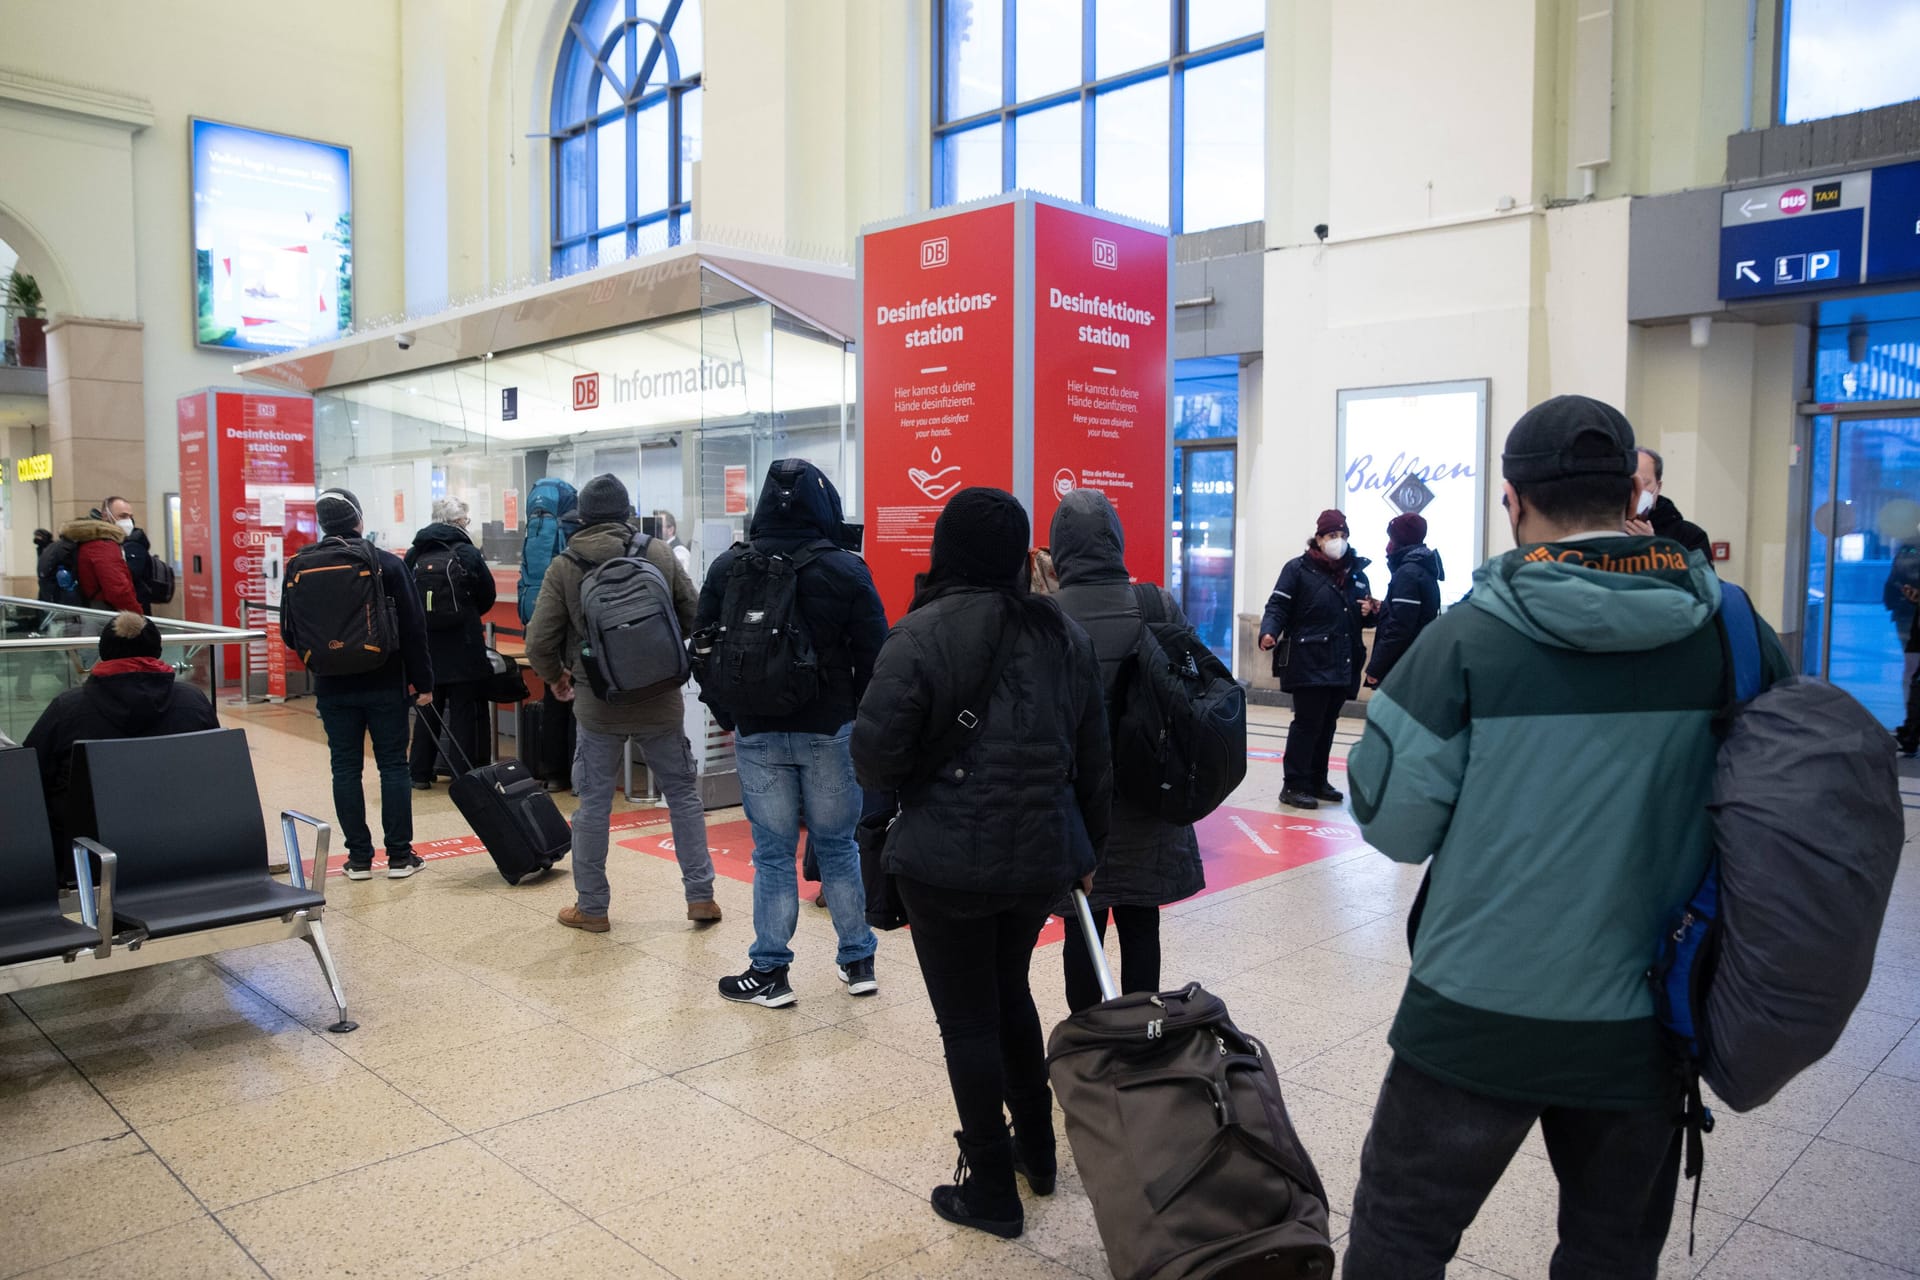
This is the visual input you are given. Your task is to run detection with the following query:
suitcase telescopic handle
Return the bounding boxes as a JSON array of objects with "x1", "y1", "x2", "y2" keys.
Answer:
[
  {"x1": 419, "y1": 701, "x2": 478, "y2": 776},
  {"x1": 1072, "y1": 887, "x2": 1121, "y2": 1003}
]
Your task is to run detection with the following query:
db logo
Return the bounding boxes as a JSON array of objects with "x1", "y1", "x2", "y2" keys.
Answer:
[
  {"x1": 1092, "y1": 238, "x2": 1118, "y2": 270},
  {"x1": 573, "y1": 372, "x2": 600, "y2": 411},
  {"x1": 920, "y1": 237, "x2": 950, "y2": 269},
  {"x1": 255, "y1": 401, "x2": 278, "y2": 418},
  {"x1": 1779, "y1": 188, "x2": 1809, "y2": 215}
]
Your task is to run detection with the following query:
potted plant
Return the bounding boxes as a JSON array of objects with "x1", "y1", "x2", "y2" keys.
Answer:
[{"x1": 6, "y1": 270, "x2": 46, "y2": 368}]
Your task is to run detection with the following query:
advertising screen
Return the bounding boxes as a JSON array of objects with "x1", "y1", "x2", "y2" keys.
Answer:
[
  {"x1": 1337, "y1": 382, "x2": 1487, "y2": 609},
  {"x1": 191, "y1": 118, "x2": 352, "y2": 354}
]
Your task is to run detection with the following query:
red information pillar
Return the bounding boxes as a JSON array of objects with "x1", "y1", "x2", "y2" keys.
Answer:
[
  {"x1": 177, "y1": 388, "x2": 316, "y2": 682},
  {"x1": 859, "y1": 195, "x2": 1168, "y2": 620}
]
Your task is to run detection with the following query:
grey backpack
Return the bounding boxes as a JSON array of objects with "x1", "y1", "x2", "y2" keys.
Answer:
[{"x1": 566, "y1": 532, "x2": 689, "y2": 703}]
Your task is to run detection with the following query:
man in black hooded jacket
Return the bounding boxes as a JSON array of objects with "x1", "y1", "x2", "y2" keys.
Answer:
[{"x1": 695, "y1": 460, "x2": 890, "y2": 1008}]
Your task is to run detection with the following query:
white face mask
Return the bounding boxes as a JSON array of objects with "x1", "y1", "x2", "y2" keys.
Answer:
[
  {"x1": 1322, "y1": 537, "x2": 1348, "y2": 559},
  {"x1": 115, "y1": 517, "x2": 134, "y2": 534},
  {"x1": 1635, "y1": 490, "x2": 1656, "y2": 516}
]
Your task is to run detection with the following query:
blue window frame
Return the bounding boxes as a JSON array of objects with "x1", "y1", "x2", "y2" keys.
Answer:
[
  {"x1": 1779, "y1": 0, "x2": 1920, "y2": 125},
  {"x1": 933, "y1": 0, "x2": 1264, "y2": 232},
  {"x1": 551, "y1": 0, "x2": 703, "y2": 279}
]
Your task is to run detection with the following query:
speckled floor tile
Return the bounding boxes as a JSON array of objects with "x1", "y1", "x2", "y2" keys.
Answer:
[
  {"x1": 139, "y1": 1072, "x2": 456, "y2": 1209},
  {"x1": 1752, "y1": 1139, "x2": 1920, "y2": 1270},
  {"x1": 562, "y1": 970, "x2": 833, "y2": 1074},
  {"x1": 1712, "y1": 1057, "x2": 1870, "y2": 1137},
  {"x1": 1699, "y1": 1222, "x2": 1917, "y2": 1279},
  {"x1": 474, "y1": 1075, "x2": 795, "y2": 1217},
  {"x1": 837, "y1": 993, "x2": 951, "y2": 1067},
  {"x1": 865, "y1": 1231, "x2": 1089, "y2": 1279},
  {"x1": 1859, "y1": 961, "x2": 1920, "y2": 1020},
  {"x1": 1883, "y1": 1025, "x2": 1920, "y2": 1082},
  {"x1": 13, "y1": 1216, "x2": 265, "y2": 1279},
  {"x1": 1017, "y1": 1164, "x2": 1112, "y2": 1280},
  {"x1": 1280, "y1": 1019, "x2": 1397, "y2": 1107},
  {"x1": 1819, "y1": 1071, "x2": 1920, "y2": 1164},
  {"x1": 1280, "y1": 1082, "x2": 1376, "y2": 1220},
  {"x1": 0, "y1": 1137, "x2": 203, "y2": 1276},
  {"x1": 219, "y1": 1140, "x2": 578, "y2": 1280},
  {"x1": 676, "y1": 1024, "x2": 949, "y2": 1139},
  {"x1": 0, "y1": 1012, "x2": 127, "y2": 1165},
  {"x1": 1667, "y1": 1109, "x2": 1812, "y2": 1219},
  {"x1": 377, "y1": 1022, "x2": 655, "y2": 1133},
  {"x1": 244, "y1": 967, "x2": 552, "y2": 1069},
  {"x1": 1233, "y1": 946, "x2": 1412, "y2": 1023},
  {"x1": 431, "y1": 1222, "x2": 673, "y2": 1280},
  {"x1": 808, "y1": 1090, "x2": 971, "y2": 1198},
  {"x1": 1183, "y1": 882, "x2": 1385, "y2": 949},
  {"x1": 1823, "y1": 1008, "x2": 1916, "y2": 1071},
  {"x1": 1196, "y1": 978, "x2": 1383, "y2": 1074},
  {"x1": 598, "y1": 1142, "x2": 951, "y2": 1280}
]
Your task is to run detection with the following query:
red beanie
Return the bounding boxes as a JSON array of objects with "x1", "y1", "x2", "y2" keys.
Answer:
[
  {"x1": 1315, "y1": 509, "x2": 1349, "y2": 537},
  {"x1": 1387, "y1": 513, "x2": 1428, "y2": 548}
]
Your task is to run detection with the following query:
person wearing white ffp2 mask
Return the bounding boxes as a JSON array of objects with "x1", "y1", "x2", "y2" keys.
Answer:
[
  {"x1": 98, "y1": 495, "x2": 157, "y2": 617},
  {"x1": 1623, "y1": 447, "x2": 1711, "y2": 559}
]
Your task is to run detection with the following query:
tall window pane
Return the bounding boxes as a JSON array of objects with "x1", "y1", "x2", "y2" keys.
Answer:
[
  {"x1": 946, "y1": 124, "x2": 1003, "y2": 204},
  {"x1": 1097, "y1": 0, "x2": 1170, "y2": 79},
  {"x1": 679, "y1": 86, "x2": 702, "y2": 201},
  {"x1": 1183, "y1": 51, "x2": 1264, "y2": 230},
  {"x1": 1187, "y1": 0, "x2": 1264, "y2": 50},
  {"x1": 944, "y1": 0, "x2": 1004, "y2": 119},
  {"x1": 1094, "y1": 75, "x2": 1170, "y2": 226},
  {"x1": 557, "y1": 134, "x2": 588, "y2": 238},
  {"x1": 1015, "y1": 101, "x2": 1082, "y2": 200},
  {"x1": 595, "y1": 121, "x2": 626, "y2": 228},
  {"x1": 1781, "y1": 0, "x2": 1920, "y2": 124},
  {"x1": 1016, "y1": 0, "x2": 1083, "y2": 102},
  {"x1": 635, "y1": 101, "x2": 669, "y2": 212},
  {"x1": 664, "y1": 1, "x2": 702, "y2": 77}
]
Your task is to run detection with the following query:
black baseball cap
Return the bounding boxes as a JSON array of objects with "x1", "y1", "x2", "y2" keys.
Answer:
[{"x1": 1501, "y1": 396, "x2": 1637, "y2": 484}]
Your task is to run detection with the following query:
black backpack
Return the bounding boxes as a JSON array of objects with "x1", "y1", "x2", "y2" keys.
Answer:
[
  {"x1": 145, "y1": 554, "x2": 176, "y2": 605},
  {"x1": 1110, "y1": 584, "x2": 1247, "y2": 825},
  {"x1": 567, "y1": 532, "x2": 688, "y2": 701},
  {"x1": 281, "y1": 537, "x2": 400, "y2": 676},
  {"x1": 412, "y1": 543, "x2": 466, "y2": 631},
  {"x1": 37, "y1": 538, "x2": 83, "y2": 607},
  {"x1": 690, "y1": 540, "x2": 836, "y2": 719}
]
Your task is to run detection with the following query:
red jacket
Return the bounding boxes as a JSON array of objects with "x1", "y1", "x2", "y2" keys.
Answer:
[{"x1": 62, "y1": 518, "x2": 142, "y2": 613}]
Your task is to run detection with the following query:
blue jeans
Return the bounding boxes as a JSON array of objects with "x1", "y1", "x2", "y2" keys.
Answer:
[
  {"x1": 571, "y1": 724, "x2": 715, "y2": 915},
  {"x1": 735, "y1": 726, "x2": 874, "y2": 971},
  {"x1": 317, "y1": 687, "x2": 415, "y2": 864}
]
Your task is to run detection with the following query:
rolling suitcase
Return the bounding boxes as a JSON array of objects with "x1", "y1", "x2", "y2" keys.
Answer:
[
  {"x1": 1046, "y1": 890, "x2": 1335, "y2": 1280},
  {"x1": 430, "y1": 706, "x2": 570, "y2": 885}
]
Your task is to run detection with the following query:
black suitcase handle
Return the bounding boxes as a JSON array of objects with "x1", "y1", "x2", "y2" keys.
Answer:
[{"x1": 420, "y1": 700, "x2": 478, "y2": 776}]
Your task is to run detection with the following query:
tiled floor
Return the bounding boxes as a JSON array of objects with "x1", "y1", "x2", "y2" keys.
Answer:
[{"x1": 3, "y1": 702, "x2": 1918, "y2": 1278}]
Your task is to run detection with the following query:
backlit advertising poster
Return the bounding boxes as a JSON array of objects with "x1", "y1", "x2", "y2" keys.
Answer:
[
  {"x1": 1031, "y1": 203, "x2": 1169, "y2": 585},
  {"x1": 860, "y1": 203, "x2": 1017, "y2": 616},
  {"x1": 191, "y1": 118, "x2": 352, "y2": 353},
  {"x1": 1337, "y1": 381, "x2": 1488, "y2": 608}
]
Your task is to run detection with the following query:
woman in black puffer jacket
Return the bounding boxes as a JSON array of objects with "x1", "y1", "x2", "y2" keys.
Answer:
[
  {"x1": 405, "y1": 499, "x2": 498, "y2": 785},
  {"x1": 853, "y1": 487, "x2": 1111, "y2": 1243},
  {"x1": 1046, "y1": 490, "x2": 1203, "y2": 1012}
]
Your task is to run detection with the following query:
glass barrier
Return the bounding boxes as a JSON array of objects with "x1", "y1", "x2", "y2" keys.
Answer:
[{"x1": 0, "y1": 598, "x2": 263, "y2": 745}]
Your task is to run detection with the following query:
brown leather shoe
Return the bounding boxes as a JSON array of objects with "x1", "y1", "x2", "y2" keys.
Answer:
[
  {"x1": 686, "y1": 900, "x2": 723, "y2": 924},
  {"x1": 557, "y1": 904, "x2": 610, "y2": 933}
]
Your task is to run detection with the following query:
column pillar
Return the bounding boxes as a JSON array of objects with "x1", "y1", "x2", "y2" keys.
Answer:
[{"x1": 45, "y1": 317, "x2": 146, "y2": 527}]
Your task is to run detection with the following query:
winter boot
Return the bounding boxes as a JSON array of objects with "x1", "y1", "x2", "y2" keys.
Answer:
[
  {"x1": 1006, "y1": 1098, "x2": 1057, "y2": 1196},
  {"x1": 931, "y1": 1130, "x2": 1023, "y2": 1239}
]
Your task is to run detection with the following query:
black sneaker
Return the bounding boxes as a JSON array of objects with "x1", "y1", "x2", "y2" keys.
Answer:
[
  {"x1": 718, "y1": 966, "x2": 796, "y2": 1008},
  {"x1": 410, "y1": 780, "x2": 432, "y2": 791},
  {"x1": 1313, "y1": 783, "x2": 1344, "y2": 803},
  {"x1": 837, "y1": 956, "x2": 878, "y2": 996},
  {"x1": 343, "y1": 860, "x2": 374, "y2": 881},
  {"x1": 1279, "y1": 788, "x2": 1320, "y2": 810},
  {"x1": 386, "y1": 852, "x2": 426, "y2": 879}
]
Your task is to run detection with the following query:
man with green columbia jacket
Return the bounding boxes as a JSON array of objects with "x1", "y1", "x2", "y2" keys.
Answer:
[{"x1": 1341, "y1": 396, "x2": 1789, "y2": 1279}]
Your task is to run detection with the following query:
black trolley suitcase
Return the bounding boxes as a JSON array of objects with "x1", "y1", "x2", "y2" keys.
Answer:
[
  {"x1": 429, "y1": 706, "x2": 570, "y2": 884},
  {"x1": 1046, "y1": 890, "x2": 1335, "y2": 1280}
]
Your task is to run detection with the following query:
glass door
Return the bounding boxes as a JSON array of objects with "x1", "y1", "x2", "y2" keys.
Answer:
[
  {"x1": 1173, "y1": 443, "x2": 1236, "y2": 665},
  {"x1": 1803, "y1": 412, "x2": 1920, "y2": 726}
]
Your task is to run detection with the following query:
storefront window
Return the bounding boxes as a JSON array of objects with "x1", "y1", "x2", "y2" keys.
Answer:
[{"x1": 1171, "y1": 356, "x2": 1240, "y2": 664}]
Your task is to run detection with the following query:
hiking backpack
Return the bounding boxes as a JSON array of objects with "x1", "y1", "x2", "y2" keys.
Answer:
[
  {"x1": 280, "y1": 537, "x2": 400, "y2": 677},
  {"x1": 689, "y1": 540, "x2": 835, "y2": 719},
  {"x1": 567, "y1": 532, "x2": 688, "y2": 702},
  {"x1": 412, "y1": 543, "x2": 467, "y2": 631},
  {"x1": 517, "y1": 477, "x2": 580, "y2": 625},
  {"x1": 1109, "y1": 584, "x2": 1248, "y2": 825}
]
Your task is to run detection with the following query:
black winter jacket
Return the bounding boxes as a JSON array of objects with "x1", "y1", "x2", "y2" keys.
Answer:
[
  {"x1": 1048, "y1": 490, "x2": 1203, "y2": 909},
  {"x1": 1260, "y1": 548, "x2": 1375, "y2": 695},
  {"x1": 696, "y1": 460, "x2": 888, "y2": 737},
  {"x1": 404, "y1": 523, "x2": 498, "y2": 685},
  {"x1": 1365, "y1": 544, "x2": 1444, "y2": 684},
  {"x1": 1648, "y1": 495, "x2": 1711, "y2": 559},
  {"x1": 122, "y1": 527, "x2": 156, "y2": 613},
  {"x1": 852, "y1": 582, "x2": 1111, "y2": 896},
  {"x1": 24, "y1": 660, "x2": 221, "y2": 864}
]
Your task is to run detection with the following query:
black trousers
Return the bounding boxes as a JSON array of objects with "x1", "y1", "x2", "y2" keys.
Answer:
[
  {"x1": 1283, "y1": 686, "x2": 1347, "y2": 789},
  {"x1": 1344, "y1": 1058, "x2": 1684, "y2": 1280},
  {"x1": 1062, "y1": 902, "x2": 1162, "y2": 1013},
  {"x1": 538, "y1": 686, "x2": 577, "y2": 782},
  {"x1": 409, "y1": 680, "x2": 489, "y2": 782},
  {"x1": 897, "y1": 877, "x2": 1055, "y2": 1145}
]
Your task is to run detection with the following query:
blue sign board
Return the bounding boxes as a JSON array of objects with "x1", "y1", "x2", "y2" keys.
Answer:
[
  {"x1": 1719, "y1": 208, "x2": 1865, "y2": 301},
  {"x1": 1866, "y1": 160, "x2": 1920, "y2": 285}
]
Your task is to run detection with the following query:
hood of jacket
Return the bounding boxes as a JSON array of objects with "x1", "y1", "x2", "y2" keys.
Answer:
[
  {"x1": 411, "y1": 522, "x2": 473, "y2": 551},
  {"x1": 84, "y1": 667, "x2": 178, "y2": 731},
  {"x1": 1648, "y1": 495, "x2": 1690, "y2": 532},
  {"x1": 1470, "y1": 535, "x2": 1719, "y2": 653},
  {"x1": 564, "y1": 519, "x2": 643, "y2": 566},
  {"x1": 1049, "y1": 489, "x2": 1129, "y2": 587},
  {"x1": 1388, "y1": 543, "x2": 1444, "y2": 580},
  {"x1": 748, "y1": 459, "x2": 844, "y2": 545},
  {"x1": 61, "y1": 517, "x2": 123, "y2": 545}
]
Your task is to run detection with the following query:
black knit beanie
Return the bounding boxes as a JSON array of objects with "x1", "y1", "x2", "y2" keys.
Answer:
[
  {"x1": 930, "y1": 488, "x2": 1031, "y2": 587},
  {"x1": 578, "y1": 473, "x2": 632, "y2": 524},
  {"x1": 316, "y1": 488, "x2": 363, "y2": 537},
  {"x1": 99, "y1": 611, "x2": 162, "y2": 661}
]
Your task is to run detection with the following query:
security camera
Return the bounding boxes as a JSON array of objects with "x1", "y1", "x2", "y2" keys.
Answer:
[
  {"x1": 395, "y1": 333, "x2": 414, "y2": 351},
  {"x1": 1313, "y1": 224, "x2": 1329, "y2": 242}
]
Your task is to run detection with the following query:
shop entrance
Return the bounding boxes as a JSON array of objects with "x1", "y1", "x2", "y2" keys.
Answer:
[
  {"x1": 1170, "y1": 442, "x2": 1236, "y2": 664},
  {"x1": 1802, "y1": 409, "x2": 1920, "y2": 726}
]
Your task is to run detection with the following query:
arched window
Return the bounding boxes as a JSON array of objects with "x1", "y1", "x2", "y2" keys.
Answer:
[{"x1": 551, "y1": 0, "x2": 703, "y2": 278}]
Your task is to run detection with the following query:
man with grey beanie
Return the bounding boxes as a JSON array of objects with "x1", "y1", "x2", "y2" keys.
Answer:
[{"x1": 525, "y1": 473, "x2": 719, "y2": 929}]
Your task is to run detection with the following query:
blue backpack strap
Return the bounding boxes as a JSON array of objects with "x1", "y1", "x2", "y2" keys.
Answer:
[{"x1": 1718, "y1": 582, "x2": 1763, "y2": 704}]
